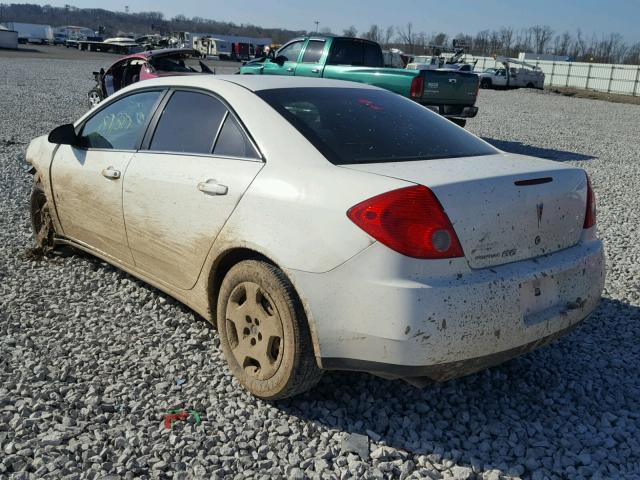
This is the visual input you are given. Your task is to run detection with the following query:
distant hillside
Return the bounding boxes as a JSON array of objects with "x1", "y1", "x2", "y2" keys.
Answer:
[{"x1": 0, "y1": 3, "x2": 307, "y2": 43}]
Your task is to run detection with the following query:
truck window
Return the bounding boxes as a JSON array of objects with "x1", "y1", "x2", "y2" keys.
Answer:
[
  {"x1": 301, "y1": 40, "x2": 325, "y2": 63},
  {"x1": 277, "y1": 41, "x2": 304, "y2": 62},
  {"x1": 327, "y1": 39, "x2": 383, "y2": 67},
  {"x1": 257, "y1": 88, "x2": 496, "y2": 165}
]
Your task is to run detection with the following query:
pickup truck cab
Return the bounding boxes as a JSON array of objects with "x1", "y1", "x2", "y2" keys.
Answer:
[{"x1": 240, "y1": 36, "x2": 479, "y2": 126}]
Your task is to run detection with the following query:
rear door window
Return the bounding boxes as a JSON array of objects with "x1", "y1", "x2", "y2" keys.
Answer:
[
  {"x1": 213, "y1": 115, "x2": 260, "y2": 159},
  {"x1": 150, "y1": 91, "x2": 226, "y2": 154},
  {"x1": 301, "y1": 40, "x2": 325, "y2": 63}
]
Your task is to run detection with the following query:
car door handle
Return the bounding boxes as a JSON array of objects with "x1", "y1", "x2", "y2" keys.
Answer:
[
  {"x1": 286, "y1": 67, "x2": 294, "y2": 72},
  {"x1": 311, "y1": 68, "x2": 320, "y2": 73},
  {"x1": 102, "y1": 167, "x2": 121, "y2": 179},
  {"x1": 448, "y1": 78, "x2": 457, "y2": 84},
  {"x1": 197, "y1": 180, "x2": 228, "y2": 196}
]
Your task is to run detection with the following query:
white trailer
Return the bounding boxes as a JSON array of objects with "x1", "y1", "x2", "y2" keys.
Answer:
[
  {"x1": 478, "y1": 56, "x2": 545, "y2": 89},
  {"x1": 1, "y1": 22, "x2": 53, "y2": 44},
  {"x1": 194, "y1": 37, "x2": 232, "y2": 59}
]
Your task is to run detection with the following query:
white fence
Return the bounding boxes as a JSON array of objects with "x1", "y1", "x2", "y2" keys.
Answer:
[{"x1": 467, "y1": 56, "x2": 640, "y2": 96}]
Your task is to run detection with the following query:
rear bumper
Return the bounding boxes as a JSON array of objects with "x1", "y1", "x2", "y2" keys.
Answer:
[
  {"x1": 322, "y1": 323, "x2": 579, "y2": 382},
  {"x1": 421, "y1": 104, "x2": 479, "y2": 119},
  {"x1": 289, "y1": 234, "x2": 605, "y2": 381}
]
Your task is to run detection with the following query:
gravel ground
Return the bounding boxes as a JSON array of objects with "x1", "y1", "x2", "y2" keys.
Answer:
[{"x1": 1, "y1": 57, "x2": 639, "y2": 480}]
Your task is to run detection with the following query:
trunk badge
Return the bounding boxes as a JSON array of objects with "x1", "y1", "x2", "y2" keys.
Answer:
[{"x1": 536, "y1": 203, "x2": 544, "y2": 227}]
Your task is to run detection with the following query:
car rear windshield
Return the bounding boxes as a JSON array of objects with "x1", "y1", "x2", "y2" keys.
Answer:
[{"x1": 257, "y1": 88, "x2": 497, "y2": 165}]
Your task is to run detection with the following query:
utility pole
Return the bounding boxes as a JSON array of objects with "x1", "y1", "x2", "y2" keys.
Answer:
[
  {"x1": 314, "y1": 20, "x2": 319, "y2": 33},
  {"x1": 124, "y1": 5, "x2": 129, "y2": 14}
]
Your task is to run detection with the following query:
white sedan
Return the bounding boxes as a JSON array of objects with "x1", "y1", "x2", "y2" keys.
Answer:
[{"x1": 27, "y1": 75, "x2": 605, "y2": 399}]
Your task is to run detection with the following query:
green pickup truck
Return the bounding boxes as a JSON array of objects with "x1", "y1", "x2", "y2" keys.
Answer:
[{"x1": 240, "y1": 36, "x2": 479, "y2": 126}]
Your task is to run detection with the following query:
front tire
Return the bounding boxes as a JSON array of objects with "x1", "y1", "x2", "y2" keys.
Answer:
[
  {"x1": 217, "y1": 260, "x2": 322, "y2": 399},
  {"x1": 480, "y1": 78, "x2": 492, "y2": 89},
  {"x1": 30, "y1": 178, "x2": 55, "y2": 253},
  {"x1": 450, "y1": 118, "x2": 467, "y2": 128},
  {"x1": 87, "y1": 87, "x2": 103, "y2": 107}
]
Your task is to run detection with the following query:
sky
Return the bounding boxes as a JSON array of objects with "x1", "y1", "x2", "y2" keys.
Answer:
[{"x1": 41, "y1": 0, "x2": 640, "y2": 43}]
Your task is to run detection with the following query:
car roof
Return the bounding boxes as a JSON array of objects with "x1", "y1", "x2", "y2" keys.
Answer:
[{"x1": 128, "y1": 74, "x2": 380, "y2": 92}]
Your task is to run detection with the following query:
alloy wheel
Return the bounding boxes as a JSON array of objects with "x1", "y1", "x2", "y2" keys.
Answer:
[{"x1": 225, "y1": 281, "x2": 284, "y2": 381}]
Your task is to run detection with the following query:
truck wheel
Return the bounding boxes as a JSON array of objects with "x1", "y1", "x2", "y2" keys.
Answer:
[
  {"x1": 450, "y1": 118, "x2": 467, "y2": 128},
  {"x1": 480, "y1": 78, "x2": 492, "y2": 89},
  {"x1": 526, "y1": 82, "x2": 535, "y2": 88},
  {"x1": 217, "y1": 260, "x2": 322, "y2": 400}
]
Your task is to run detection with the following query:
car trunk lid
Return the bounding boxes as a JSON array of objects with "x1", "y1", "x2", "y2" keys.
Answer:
[{"x1": 343, "y1": 153, "x2": 588, "y2": 269}]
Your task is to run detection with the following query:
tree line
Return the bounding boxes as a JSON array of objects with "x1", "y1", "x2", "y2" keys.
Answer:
[
  {"x1": 0, "y1": 3, "x2": 306, "y2": 43},
  {"x1": 1, "y1": 3, "x2": 638, "y2": 64},
  {"x1": 355, "y1": 24, "x2": 640, "y2": 65}
]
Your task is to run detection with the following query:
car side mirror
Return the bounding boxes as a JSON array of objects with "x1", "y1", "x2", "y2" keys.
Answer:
[
  {"x1": 48, "y1": 123, "x2": 78, "y2": 146},
  {"x1": 274, "y1": 55, "x2": 286, "y2": 66}
]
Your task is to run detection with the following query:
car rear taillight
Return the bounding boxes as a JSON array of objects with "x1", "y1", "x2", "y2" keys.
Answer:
[
  {"x1": 584, "y1": 174, "x2": 596, "y2": 229},
  {"x1": 410, "y1": 76, "x2": 424, "y2": 99},
  {"x1": 347, "y1": 185, "x2": 464, "y2": 259}
]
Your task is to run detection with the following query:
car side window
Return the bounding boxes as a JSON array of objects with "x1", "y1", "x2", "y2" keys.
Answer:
[
  {"x1": 79, "y1": 90, "x2": 162, "y2": 150},
  {"x1": 301, "y1": 40, "x2": 325, "y2": 63},
  {"x1": 277, "y1": 41, "x2": 304, "y2": 62},
  {"x1": 150, "y1": 91, "x2": 227, "y2": 154},
  {"x1": 213, "y1": 115, "x2": 260, "y2": 159}
]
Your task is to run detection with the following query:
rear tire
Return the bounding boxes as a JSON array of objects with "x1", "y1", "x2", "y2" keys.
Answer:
[
  {"x1": 217, "y1": 260, "x2": 322, "y2": 399},
  {"x1": 526, "y1": 82, "x2": 535, "y2": 88}
]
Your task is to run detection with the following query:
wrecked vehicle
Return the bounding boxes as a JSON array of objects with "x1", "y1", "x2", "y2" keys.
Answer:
[
  {"x1": 28, "y1": 76, "x2": 605, "y2": 400},
  {"x1": 87, "y1": 48, "x2": 213, "y2": 107}
]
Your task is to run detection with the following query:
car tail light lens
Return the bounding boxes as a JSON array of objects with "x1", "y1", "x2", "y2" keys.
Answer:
[
  {"x1": 584, "y1": 174, "x2": 596, "y2": 229},
  {"x1": 410, "y1": 76, "x2": 424, "y2": 98},
  {"x1": 347, "y1": 185, "x2": 464, "y2": 259}
]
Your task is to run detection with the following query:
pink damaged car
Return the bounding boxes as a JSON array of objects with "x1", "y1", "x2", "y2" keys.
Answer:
[{"x1": 87, "y1": 48, "x2": 213, "y2": 107}]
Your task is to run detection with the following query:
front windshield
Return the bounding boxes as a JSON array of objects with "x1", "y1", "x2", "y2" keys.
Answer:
[{"x1": 257, "y1": 87, "x2": 497, "y2": 165}]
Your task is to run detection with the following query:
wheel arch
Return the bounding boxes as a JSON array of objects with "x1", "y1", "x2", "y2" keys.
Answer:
[{"x1": 206, "y1": 247, "x2": 323, "y2": 364}]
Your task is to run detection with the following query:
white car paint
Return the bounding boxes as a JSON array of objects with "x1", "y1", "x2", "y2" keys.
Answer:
[{"x1": 26, "y1": 75, "x2": 605, "y2": 382}]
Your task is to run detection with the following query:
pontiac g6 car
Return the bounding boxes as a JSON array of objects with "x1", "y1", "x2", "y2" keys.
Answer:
[{"x1": 27, "y1": 76, "x2": 605, "y2": 399}]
